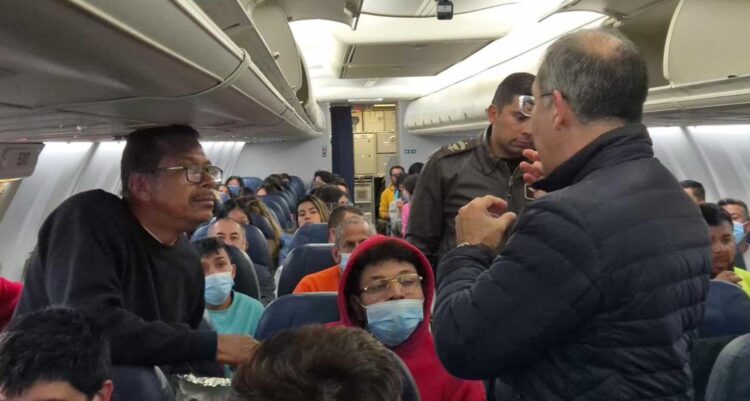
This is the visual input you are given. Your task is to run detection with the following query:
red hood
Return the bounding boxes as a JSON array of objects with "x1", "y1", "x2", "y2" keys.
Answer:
[{"x1": 336, "y1": 235, "x2": 435, "y2": 350}]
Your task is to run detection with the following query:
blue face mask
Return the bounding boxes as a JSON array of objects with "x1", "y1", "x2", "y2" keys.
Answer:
[
  {"x1": 339, "y1": 252, "x2": 352, "y2": 274},
  {"x1": 365, "y1": 299, "x2": 424, "y2": 347},
  {"x1": 228, "y1": 185, "x2": 241, "y2": 196},
  {"x1": 734, "y1": 222, "x2": 747, "y2": 246},
  {"x1": 205, "y1": 272, "x2": 233, "y2": 306}
]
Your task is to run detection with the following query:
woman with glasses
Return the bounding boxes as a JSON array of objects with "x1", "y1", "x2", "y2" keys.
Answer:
[{"x1": 333, "y1": 235, "x2": 486, "y2": 401}]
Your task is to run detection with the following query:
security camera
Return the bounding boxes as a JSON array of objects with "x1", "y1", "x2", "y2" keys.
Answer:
[{"x1": 436, "y1": 0, "x2": 453, "y2": 20}]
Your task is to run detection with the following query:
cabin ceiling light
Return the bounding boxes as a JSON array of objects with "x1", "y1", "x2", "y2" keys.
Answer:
[{"x1": 364, "y1": 79, "x2": 378, "y2": 88}]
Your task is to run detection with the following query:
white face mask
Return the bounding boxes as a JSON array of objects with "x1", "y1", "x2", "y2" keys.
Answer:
[{"x1": 339, "y1": 252, "x2": 352, "y2": 274}]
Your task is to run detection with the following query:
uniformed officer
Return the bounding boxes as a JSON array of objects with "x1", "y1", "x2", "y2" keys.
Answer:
[{"x1": 406, "y1": 72, "x2": 536, "y2": 268}]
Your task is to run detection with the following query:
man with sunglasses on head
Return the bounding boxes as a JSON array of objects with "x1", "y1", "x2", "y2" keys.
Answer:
[
  {"x1": 16, "y1": 125, "x2": 257, "y2": 373},
  {"x1": 406, "y1": 72, "x2": 536, "y2": 269}
]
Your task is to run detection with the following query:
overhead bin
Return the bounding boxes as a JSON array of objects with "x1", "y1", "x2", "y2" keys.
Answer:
[
  {"x1": 404, "y1": 11, "x2": 605, "y2": 135},
  {"x1": 0, "y1": 0, "x2": 323, "y2": 142}
]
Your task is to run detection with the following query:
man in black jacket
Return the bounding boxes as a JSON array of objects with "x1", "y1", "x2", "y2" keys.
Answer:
[
  {"x1": 16, "y1": 125, "x2": 257, "y2": 370},
  {"x1": 433, "y1": 28, "x2": 711, "y2": 400}
]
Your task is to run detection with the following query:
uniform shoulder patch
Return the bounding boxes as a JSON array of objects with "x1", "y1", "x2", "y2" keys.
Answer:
[{"x1": 431, "y1": 137, "x2": 480, "y2": 160}]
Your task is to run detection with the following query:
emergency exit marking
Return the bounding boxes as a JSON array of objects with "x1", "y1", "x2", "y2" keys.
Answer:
[{"x1": 403, "y1": 149, "x2": 417, "y2": 154}]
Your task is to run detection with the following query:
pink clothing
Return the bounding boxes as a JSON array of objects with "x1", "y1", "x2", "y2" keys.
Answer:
[{"x1": 401, "y1": 202, "x2": 411, "y2": 238}]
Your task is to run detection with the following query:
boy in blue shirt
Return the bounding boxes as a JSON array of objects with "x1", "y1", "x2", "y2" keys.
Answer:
[{"x1": 193, "y1": 238, "x2": 264, "y2": 376}]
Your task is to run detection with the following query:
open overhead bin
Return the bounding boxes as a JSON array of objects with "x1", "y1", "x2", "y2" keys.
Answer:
[{"x1": 0, "y1": 0, "x2": 324, "y2": 142}]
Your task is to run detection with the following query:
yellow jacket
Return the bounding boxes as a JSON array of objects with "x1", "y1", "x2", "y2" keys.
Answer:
[{"x1": 379, "y1": 185, "x2": 396, "y2": 220}]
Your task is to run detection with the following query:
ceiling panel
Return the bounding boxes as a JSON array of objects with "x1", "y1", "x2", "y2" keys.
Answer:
[
  {"x1": 341, "y1": 40, "x2": 492, "y2": 79},
  {"x1": 361, "y1": 0, "x2": 520, "y2": 17}
]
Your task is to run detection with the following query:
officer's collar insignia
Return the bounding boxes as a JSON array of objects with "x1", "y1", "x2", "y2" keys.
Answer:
[{"x1": 448, "y1": 140, "x2": 467, "y2": 152}]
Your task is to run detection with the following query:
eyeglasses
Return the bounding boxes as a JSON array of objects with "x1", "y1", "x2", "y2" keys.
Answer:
[
  {"x1": 518, "y1": 93, "x2": 556, "y2": 118},
  {"x1": 155, "y1": 165, "x2": 223, "y2": 184},
  {"x1": 361, "y1": 273, "x2": 423, "y2": 296}
]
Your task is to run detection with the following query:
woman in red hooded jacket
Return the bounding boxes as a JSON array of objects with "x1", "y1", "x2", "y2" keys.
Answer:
[{"x1": 334, "y1": 235, "x2": 486, "y2": 401}]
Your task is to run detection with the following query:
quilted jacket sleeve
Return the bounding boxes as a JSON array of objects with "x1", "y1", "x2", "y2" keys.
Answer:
[{"x1": 433, "y1": 198, "x2": 602, "y2": 380}]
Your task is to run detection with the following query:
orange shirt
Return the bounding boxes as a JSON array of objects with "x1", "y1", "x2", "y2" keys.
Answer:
[{"x1": 293, "y1": 265, "x2": 341, "y2": 294}]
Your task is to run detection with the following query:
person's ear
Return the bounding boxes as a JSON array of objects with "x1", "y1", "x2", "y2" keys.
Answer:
[
  {"x1": 129, "y1": 172, "x2": 154, "y2": 202},
  {"x1": 551, "y1": 90, "x2": 568, "y2": 130},
  {"x1": 96, "y1": 380, "x2": 114, "y2": 401},
  {"x1": 486, "y1": 104, "x2": 498, "y2": 124},
  {"x1": 332, "y1": 247, "x2": 342, "y2": 264}
]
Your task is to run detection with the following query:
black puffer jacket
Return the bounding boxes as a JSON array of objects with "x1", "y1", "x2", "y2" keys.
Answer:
[{"x1": 433, "y1": 124, "x2": 711, "y2": 401}]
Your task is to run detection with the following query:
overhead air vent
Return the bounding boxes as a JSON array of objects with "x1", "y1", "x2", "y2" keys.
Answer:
[{"x1": 340, "y1": 40, "x2": 492, "y2": 79}]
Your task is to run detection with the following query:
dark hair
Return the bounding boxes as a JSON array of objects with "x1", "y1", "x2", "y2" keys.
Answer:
[
  {"x1": 231, "y1": 326, "x2": 403, "y2": 401},
  {"x1": 345, "y1": 241, "x2": 424, "y2": 324},
  {"x1": 333, "y1": 175, "x2": 348, "y2": 189},
  {"x1": 395, "y1": 173, "x2": 410, "y2": 188},
  {"x1": 403, "y1": 174, "x2": 418, "y2": 195},
  {"x1": 680, "y1": 180, "x2": 706, "y2": 202},
  {"x1": 258, "y1": 183, "x2": 279, "y2": 195},
  {"x1": 491, "y1": 72, "x2": 535, "y2": 108},
  {"x1": 700, "y1": 203, "x2": 733, "y2": 228},
  {"x1": 314, "y1": 170, "x2": 335, "y2": 184},
  {"x1": 120, "y1": 125, "x2": 201, "y2": 198},
  {"x1": 536, "y1": 28, "x2": 649, "y2": 124},
  {"x1": 281, "y1": 173, "x2": 292, "y2": 181},
  {"x1": 718, "y1": 198, "x2": 749, "y2": 220},
  {"x1": 313, "y1": 185, "x2": 346, "y2": 209},
  {"x1": 0, "y1": 307, "x2": 110, "y2": 398},
  {"x1": 407, "y1": 162, "x2": 424, "y2": 175},
  {"x1": 389, "y1": 166, "x2": 405, "y2": 177},
  {"x1": 217, "y1": 199, "x2": 248, "y2": 219},
  {"x1": 264, "y1": 176, "x2": 285, "y2": 191},
  {"x1": 296, "y1": 195, "x2": 330, "y2": 223},
  {"x1": 328, "y1": 205, "x2": 364, "y2": 231},
  {"x1": 193, "y1": 236, "x2": 231, "y2": 258}
]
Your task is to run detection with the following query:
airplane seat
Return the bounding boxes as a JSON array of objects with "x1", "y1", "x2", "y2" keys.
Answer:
[
  {"x1": 261, "y1": 198, "x2": 290, "y2": 230},
  {"x1": 190, "y1": 221, "x2": 214, "y2": 242},
  {"x1": 700, "y1": 280, "x2": 750, "y2": 338},
  {"x1": 254, "y1": 292, "x2": 339, "y2": 341},
  {"x1": 112, "y1": 366, "x2": 174, "y2": 401},
  {"x1": 705, "y1": 333, "x2": 750, "y2": 401},
  {"x1": 225, "y1": 245, "x2": 261, "y2": 301},
  {"x1": 242, "y1": 177, "x2": 263, "y2": 192},
  {"x1": 289, "y1": 223, "x2": 329, "y2": 249},
  {"x1": 691, "y1": 335, "x2": 737, "y2": 401},
  {"x1": 264, "y1": 194, "x2": 292, "y2": 218},
  {"x1": 277, "y1": 243, "x2": 335, "y2": 296},
  {"x1": 391, "y1": 350, "x2": 421, "y2": 401},
  {"x1": 278, "y1": 190, "x2": 296, "y2": 211},
  {"x1": 244, "y1": 224, "x2": 274, "y2": 269},
  {"x1": 250, "y1": 213, "x2": 275, "y2": 240}
]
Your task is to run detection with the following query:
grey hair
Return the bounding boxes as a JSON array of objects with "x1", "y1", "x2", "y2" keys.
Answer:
[
  {"x1": 334, "y1": 216, "x2": 373, "y2": 248},
  {"x1": 536, "y1": 28, "x2": 649, "y2": 124}
]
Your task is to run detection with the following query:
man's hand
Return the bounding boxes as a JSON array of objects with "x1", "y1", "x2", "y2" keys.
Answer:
[
  {"x1": 455, "y1": 195, "x2": 517, "y2": 250},
  {"x1": 715, "y1": 270, "x2": 742, "y2": 285},
  {"x1": 520, "y1": 149, "x2": 548, "y2": 198},
  {"x1": 216, "y1": 334, "x2": 259, "y2": 366}
]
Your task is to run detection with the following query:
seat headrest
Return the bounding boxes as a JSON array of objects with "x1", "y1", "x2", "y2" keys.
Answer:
[
  {"x1": 244, "y1": 225, "x2": 273, "y2": 269},
  {"x1": 291, "y1": 223, "x2": 329, "y2": 247},
  {"x1": 278, "y1": 243, "x2": 335, "y2": 296},
  {"x1": 255, "y1": 292, "x2": 339, "y2": 341}
]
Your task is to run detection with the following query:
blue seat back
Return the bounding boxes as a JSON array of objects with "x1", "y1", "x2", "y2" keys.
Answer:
[
  {"x1": 250, "y1": 213, "x2": 275, "y2": 240},
  {"x1": 700, "y1": 281, "x2": 750, "y2": 338},
  {"x1": 112, "y1": 366, "x2": 174, "y2": 401},
  {"x1": 289, "y1": 223, "x2": 329, "y2": 250},
  {"x1": 262, "y1": 197, "x2": 291, "y2": 230},
  {"x1": 264, "y1": 194, "x2": 292, "y2": 219},
  {"x1": 190, "y1": 221, "x2": 213, "y2": 242},
  {"x1": 225, "y1": 245, "x2": 261, "y2": 301},
  {"x1": 255, "y1": 293, "x2": 339, "y2": 340},
  {"x1": 242, "y1": 177, "x2": 263, "y2": 192},
  {"x1": 278, "y1": 243, "x2": 335, "y2": 296},
  {"x1": 245, "y1": 224, "x2": 273, "y2": 269},
  {"x1": 278, "y1": 190, "x2": 296, "y2": 210}
]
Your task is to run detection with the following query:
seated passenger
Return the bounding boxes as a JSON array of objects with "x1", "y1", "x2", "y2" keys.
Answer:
[
  {"x1": 312, "y1": 170, "x2": 335, "y2": 190},
  {"x1": 217, "y1": 184, "x2": 230, "y2": 196},
  {"x1": 0, "y1": 276, "x2": 22, "y2": 330},
  {"x1": 219, "y1": 199, "x2": 251, "y2": 225},
  {"x1": 15, "y1": 125, "x2": 256, "y2": 370},
  {"x1": 225, "y1": 176, "x2": 247, "y2": 198},
  {"x1": 208, "y1": 218, "x2": 276, "y2": 305},
  {"x1": 0, "y1": 307, "x2": 113, "y2": 401},
  {"x1": 193, "y1": 238, "x2": 263, "y2": 376},
  {"x1": 293, "y1": 216, "x2": 374, "y2": 294},
  {"x1": 313, "y1": 184, "x2": 349, "y2": 210},
  {"x1": 326, "y1": 205, "x2": 364, "y2": 243},
  {"x1": 701, "y1": 203, "x2": 750, "y2": 297},
  {"x1": 719, "y1": 197, "x2": 750, "y2": 269},
  {"x1": 279, "y1": 195, "x2": 330, "y2": 266},
  {"x1": 336, "y1": 235, "x2": 486, "y2": 401},
  {"x1": 231, "y1": 325, "x2": 403, "y2": 401}
]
